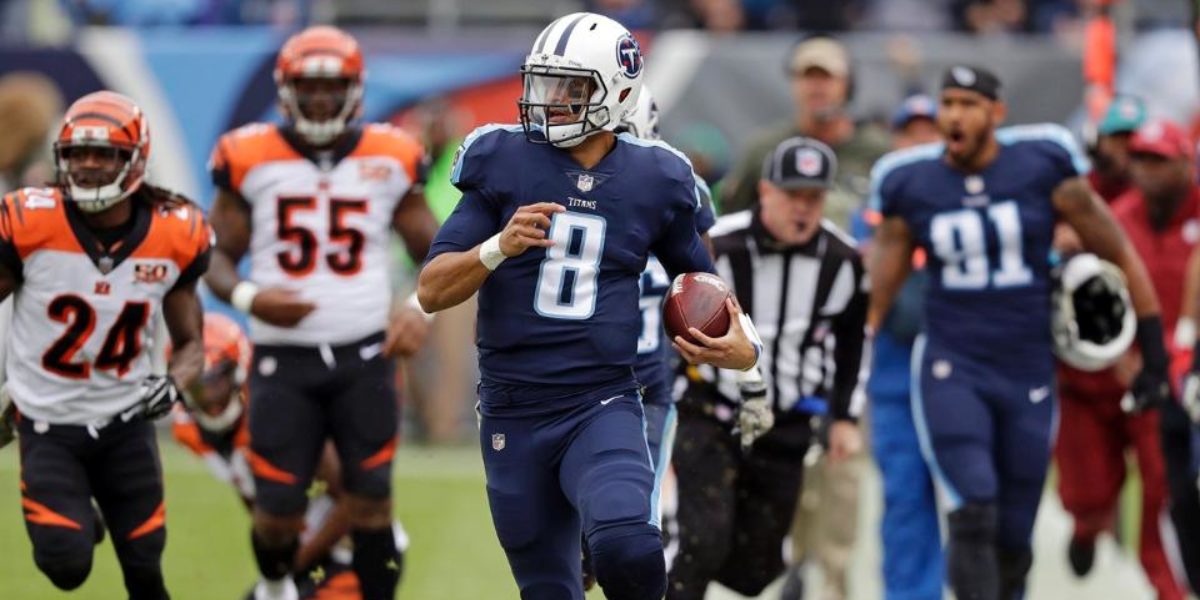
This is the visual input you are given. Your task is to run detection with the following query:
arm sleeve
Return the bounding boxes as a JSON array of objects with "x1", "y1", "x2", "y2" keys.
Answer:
[
  {"x1": 652, "y1": 179, "x2": 716, "y2": 278},
  {"x1": 425, "y1": 189, "x2": 502, "y2": 263},
  {"x1": 829, "y1": 257, "x2": 869, "y2": 421}
]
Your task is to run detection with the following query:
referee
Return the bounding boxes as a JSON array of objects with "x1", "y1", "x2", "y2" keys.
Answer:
[{"x1": 667, "y1": 136, "x2": 868, "y2": 599}]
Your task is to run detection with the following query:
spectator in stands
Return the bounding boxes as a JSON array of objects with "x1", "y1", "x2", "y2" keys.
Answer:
[
  {"x1": 587, "y1": 0, "x2": 657, "y2": 29},
  {"x1": 1089, "y1": 95, "x2": 1148, "y2": 203},
  {"x1": 0, "y1": 72, "x2": 61, "y2": 193}
]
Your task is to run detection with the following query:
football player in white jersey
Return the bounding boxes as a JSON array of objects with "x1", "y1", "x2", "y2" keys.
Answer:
[
  {"x1": 0, "y1": 91, "x2": 208, "y2": 599},
  {"x1": 204, "y1": 26, "x2": 437, "y2": 600},
  {"x1": 172, "y1": 312, "x2": 409, "y2": 600}
]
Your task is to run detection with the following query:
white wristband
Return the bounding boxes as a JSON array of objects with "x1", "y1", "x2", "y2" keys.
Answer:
[
  {"x1": 405, "y1": 291, "x2": 435, "y2": 323},
  {"x1": 230, "y1": 281, "x2": 260, "y2": 314},
  {"x1": 479, "y1": 233, "x2": 507, "y2": 271}
]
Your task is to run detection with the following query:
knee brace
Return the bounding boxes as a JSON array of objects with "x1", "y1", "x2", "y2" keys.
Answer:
[
  {"x1": 947, "y1": 503, "x2": 999, "y2": 600},
  {"x1": 36, "y1": 553, "x2": 92, "y2": 591},
  {"x1": 589, "y1": 524, "x2": 666, "y2": 600},
  {"x1": 997, "y1": 546, "x2": 1032, "y2": 600}
]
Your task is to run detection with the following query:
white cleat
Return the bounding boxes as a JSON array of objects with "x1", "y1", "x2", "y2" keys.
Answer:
[{"x1": 253, "y1": 578, "x2": 299, "y2": 600}]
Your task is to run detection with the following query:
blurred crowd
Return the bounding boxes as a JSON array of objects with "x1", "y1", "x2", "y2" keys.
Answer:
[{"x1": 0, "y1": 0, "x2": 1194, "y2": 34}]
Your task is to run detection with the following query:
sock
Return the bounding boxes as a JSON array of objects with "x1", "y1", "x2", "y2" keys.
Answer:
[
  {"x1": 352, "y1": 526, "x2": 402, "y2": 600},
  {"x1": 251, "y1": 530, "x2": 298, "y2": 581}
]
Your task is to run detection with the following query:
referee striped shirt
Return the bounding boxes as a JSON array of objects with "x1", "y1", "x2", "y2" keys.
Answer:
[{"x1": 692, "y1": 209, "x2": 869, "y2": 421}]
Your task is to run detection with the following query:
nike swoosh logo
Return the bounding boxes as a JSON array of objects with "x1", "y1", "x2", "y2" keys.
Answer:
[
  {"x1": 1029, "y1": 386, "x2": 1051, "y2": 403},
  {"x1": 599, "y1": 395, "x2": 622, "y2": 406},
  {"x1": 360, "y1": 342, "x2": 383, "y2": 360}
]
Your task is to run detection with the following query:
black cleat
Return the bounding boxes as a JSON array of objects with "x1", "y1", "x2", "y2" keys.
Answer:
[{"x1": 1068, "y1": 537, "x2": 1095, "y2": 577}]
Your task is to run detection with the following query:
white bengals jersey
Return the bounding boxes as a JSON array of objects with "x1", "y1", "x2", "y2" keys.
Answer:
[
  {"x1": 0, "y1": 187, "x2": 211, "y2": 425},
  {"x1": 210, "y1": 123, "x2": 424, "y2": 346}
]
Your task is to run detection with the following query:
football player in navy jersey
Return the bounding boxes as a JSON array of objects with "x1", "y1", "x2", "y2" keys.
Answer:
[
  {"x1": 868, "y1": 66, "x2": 1171, "y2": 600},
  {"x1": 615, "y1": 86, "x2": 717, "y2": 481},
  {"x1": 417, "y1": 13, "x2": 761, "y2": 600}
]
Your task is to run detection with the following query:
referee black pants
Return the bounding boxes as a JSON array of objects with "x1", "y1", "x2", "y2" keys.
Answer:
[{"x1": 667, "y1": 406, "x2": 811, "y2": 599}]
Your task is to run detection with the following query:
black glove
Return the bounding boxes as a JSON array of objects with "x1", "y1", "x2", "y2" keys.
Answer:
[
  {"x1": 1125, "y1": 316, "x2": 1172, "y2": 413},
  {"x1": 139, "y1": 375, "x2": 182, "y2": 420}
]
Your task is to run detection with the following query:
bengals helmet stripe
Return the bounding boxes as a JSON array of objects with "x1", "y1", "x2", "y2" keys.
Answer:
[
  {"x1": 54, "y1": 91, "x2": 150, "y2": 213},
  {"x1": 274, "y1": 26, "x2": 365, "y2": 145}
]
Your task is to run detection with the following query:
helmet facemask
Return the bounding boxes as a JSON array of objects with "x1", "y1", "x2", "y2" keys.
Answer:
[
  {"x1": 54, "y1": 142, "x2": 143, "y2": 213},
  {"x1": 278, "y1": 75, "x2": 363, "y2": 146},
  {"x1": 188, "y1": 358, "x2": 244, "y2": 434},
  {"x1": 519, "y1": 65, "x2": 611, "y2": 148}
]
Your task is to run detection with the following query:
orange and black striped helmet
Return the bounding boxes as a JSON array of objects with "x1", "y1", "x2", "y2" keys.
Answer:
[
  {"x1": 53, "y1": 91, "x2": 150, "y2": 212},
  {"x1": 274, "y1": 26, "x2": 365, "y2": 145},
  {"x1": 202, "y1": 312, "x2": 251, "y2": 386}
]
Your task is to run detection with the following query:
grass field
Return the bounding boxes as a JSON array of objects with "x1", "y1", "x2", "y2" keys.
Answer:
[
  {"x1": 0, "y1": 437, "x2": 1163, "y2": 599},
  {"x1": 0, "y1": 440, "x2": 533, "y2": 600}
]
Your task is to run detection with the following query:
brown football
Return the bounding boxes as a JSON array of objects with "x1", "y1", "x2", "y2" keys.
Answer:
[{"x1": 663, "y1": 272, "x2": 733, "y2": 346}]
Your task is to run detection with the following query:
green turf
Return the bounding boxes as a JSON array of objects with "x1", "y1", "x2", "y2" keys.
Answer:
[{"x1": 0, "y1": 440, "x2": 605, "y2": 599}]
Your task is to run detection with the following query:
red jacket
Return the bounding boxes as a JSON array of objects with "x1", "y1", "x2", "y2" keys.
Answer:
[{"x1": 1059, "y1": 185, "x2": 1200, "y2": 398}]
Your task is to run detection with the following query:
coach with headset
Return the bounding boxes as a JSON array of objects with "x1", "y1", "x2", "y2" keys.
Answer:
[{"x1": 721, "y1": 35, "x2": 889, "y2": 228}]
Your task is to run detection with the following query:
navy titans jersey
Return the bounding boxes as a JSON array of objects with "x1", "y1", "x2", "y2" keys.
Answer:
[
  {"x1": 870, "y1": 124, "x2": 1090, "y2": 371},
  {"x1": 429, "y1": 125, "x2": 715, "y2": 394},
  {"x1": 635, "y1": 182, "x2": 716, "y2": 404}
]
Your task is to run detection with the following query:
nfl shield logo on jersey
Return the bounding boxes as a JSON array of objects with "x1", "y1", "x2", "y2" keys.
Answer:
[
  {"x1": 577, "y1": 174, "x2": 594, "y2": 192},
  {"x1": 492, "y1": 433, "x2": 506, "y2": 451}
]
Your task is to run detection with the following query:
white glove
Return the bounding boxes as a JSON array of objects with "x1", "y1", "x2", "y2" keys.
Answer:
[
  {"x1": 139, "y1": 375, "x2": 182, "y2": 421},
  {"x1": 735, "y1": 366, "x2": 774, "y2": 450},
  {"x1": 1183, "y1": 372, "x2": 1200, "y2": 424}
]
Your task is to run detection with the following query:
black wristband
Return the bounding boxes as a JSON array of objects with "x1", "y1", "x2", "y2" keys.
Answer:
[
  {"x1": 1137, "y1": 316, "x2": 1169, "y2": 372},
  {"x1": 1192, "y1": 339, "x2": 1200, "y2": 372}
]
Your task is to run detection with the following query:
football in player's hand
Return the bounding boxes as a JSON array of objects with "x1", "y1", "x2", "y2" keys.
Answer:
[{"x1": 663, "y1": 272, "x2": 733, "y2": 345}]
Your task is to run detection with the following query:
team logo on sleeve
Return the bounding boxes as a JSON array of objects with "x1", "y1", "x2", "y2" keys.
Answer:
[{"x1": 616, "y1": 34, "x2": 643, "y2": 78}]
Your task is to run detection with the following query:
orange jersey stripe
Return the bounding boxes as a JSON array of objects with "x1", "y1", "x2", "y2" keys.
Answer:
[
  {"x1": 22, "y1": 497, "x2": 83, "y2": 530},
  {"x1": 127, "y1": 501, "x2": 166, "y2": 540},
  {"x1": 359, "y1": 437, "x2": 397, "y2": 471},
  {"x1": 172, "y1": 413, "x2": 215, "y2": 456},
  {"x1": 130, "y1": 202, "x2": 211, "y2": 272},
  {"x1": 211, "y1": 124, "x2": 303, "y2": 192},
  {"x1": 3, "y1": 189, "x2": 85, "y2": 260}
]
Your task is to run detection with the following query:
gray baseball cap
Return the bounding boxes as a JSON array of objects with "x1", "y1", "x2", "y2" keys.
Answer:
[{"x1": 761, "y1": 136, "x2": 837, "y2": 190}]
